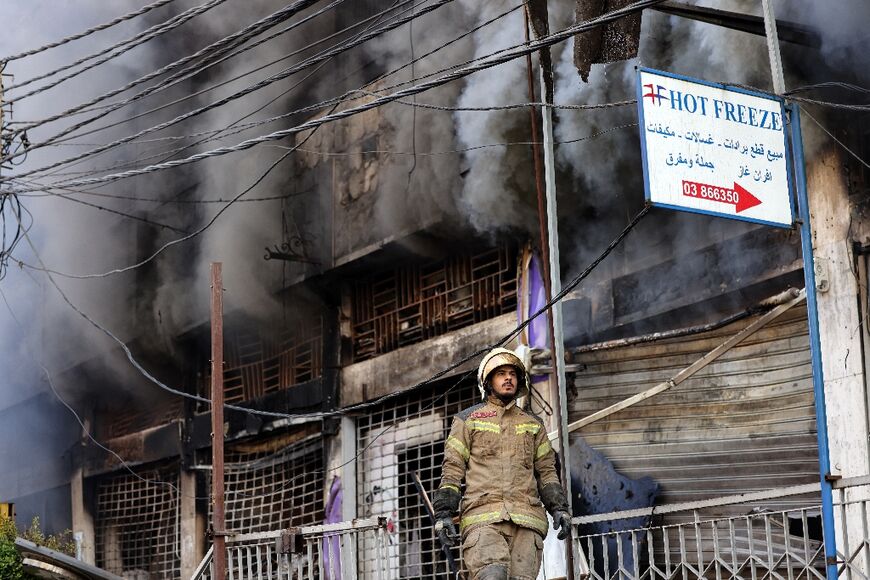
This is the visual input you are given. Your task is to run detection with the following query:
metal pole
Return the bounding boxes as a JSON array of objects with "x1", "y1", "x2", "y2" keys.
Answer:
[
  {"x1": 1, "y1": 65, "x2": 5, "y2": 173},
  {"x1": 523, "y1": 7, "x2": 552, "y2": 289},
  {"x1": 211, "y1": 262, "x2": 227, "y2": 579},
  {"x1": 789, "y1": 104, "x2": 838, "y2": 580},
  {"x1": 540, "y1": 67, "x2": 577, "y2": 578},
  {"x1": 760, "y1": 0, "x2": 786, "y2": 94},
  {"x1": 523, "y1": 6, "x2": 562, "y2": 427},
  {"x1": 412, "y1": 472, "x2": 459, "y2": 579}
]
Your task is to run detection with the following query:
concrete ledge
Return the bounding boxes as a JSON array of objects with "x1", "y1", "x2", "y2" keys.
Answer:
[
  {"x1": 83, "y1": 421, "x2": 182, "y2": 477},
  {"x1": 340, "y1": 313, "x2": 517, "y2": 406}
]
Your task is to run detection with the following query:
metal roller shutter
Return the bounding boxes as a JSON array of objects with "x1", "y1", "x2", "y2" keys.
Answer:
[{"x1": 570, "y1": 307, "x2": 819, "y2": 517}]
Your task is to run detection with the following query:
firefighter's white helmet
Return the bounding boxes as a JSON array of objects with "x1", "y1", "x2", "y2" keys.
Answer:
[{"x1": 477, "y1": 347, "x2": 530, "y2": 400}]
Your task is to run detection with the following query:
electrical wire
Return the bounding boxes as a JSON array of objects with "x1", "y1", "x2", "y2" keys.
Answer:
[
  {"x1": 7, "y1": 111, "x2": 634, "y2": 280},
  {"x1": 263, "y1": 121, "x2": 638, "y2": 158},
  {"x1": 18, "y1": 0, "x2": 411, "y2": 187},
  {"x1": 786, "y1": 81, "x2": 870, "y2": 96},
  {"x1": 36, "y1": 97, "x2": 634, "y2": 185},
  {"x1": 80, "y1": 0, "x2": 408, "y2": 182},
  {"x1": 5, "y1": 197, "x2": 650, "y2": 499},
  {"x1": 365, "y1": 1, "x2": 522, "y2": 94},
  {"x1": 351, "y1": 89, "x2": 636, "y2": 111},
  {"x1": 4, "y1": 0, "x2": 227, "y2": 99},
  {"x1": 11, "y1": 0, "x2": 415, "y2": 210},
  {"x1": 0, "y1": 0, "x2": 177, "y2": 63},
  {"x1": 243, "y1": 368, "x2": 478, "y2": 498},
  {"x1": 0, "y1": 283, "x2": 183, "y2": 494},
  {"x1": 4, "y1": 0, "x2": 661, "y2": 190},
  {"x1": 785, "y1": 96, "x2": 870, "y2": 112},
  {"x1": 46, "y1": 0, "x2": 416, "y2": 149},
  {"x1": 16, "y1": 197, "x2": 651, "y2": 423},
  {"x1": 5, "y1": 0, "x2": 507, "y2": 182},
  {"x1": 17, "y1": 178, "x2": 314, "y2": 204},
  {"x1": 7, "y1": 177, "x2": 191, "y2": 233},
  {"x1": 15, "y1": 153, "x2": 305, "y2": 280},
  {"x1": 801, "y1": 107, "x2": 870, "y2": 172},
  {"x1": 56, "y1": 0, "x2": 516, "y2": 177},
  {"x1": 3, "y1": 0, "x2": 333, "y2": 149},
  {"x1": 10, "y1": 99, "x2": 337, "y2": 316},
  {"x1": 9, "y1": 126, "x2": 635, "y2": 250},
  {"x1": 35, "y1": 59, "x2": 337, "y2": 182},
  {"x1": 0, "y1": 191, "x2": 28, "y2": 281},
  {"x1": 2, "y1": 0, "x2": 456, "y2": 178},
  {"x1": 716, "y1": 80, "x2": 870, "y2": 112},
  {"x1": 49, "y1": 0, "x2": 521, "y2": 183}
]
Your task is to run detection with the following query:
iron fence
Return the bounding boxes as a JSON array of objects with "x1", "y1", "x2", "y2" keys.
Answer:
[
  {"x1": 191, "y1": 517, "x2": 393, "y2": 580},
  {"x1": 572, "y1": 477, "x2": 870, "y2": 580}
]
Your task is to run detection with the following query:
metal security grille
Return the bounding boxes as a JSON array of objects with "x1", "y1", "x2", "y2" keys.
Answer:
[
  {"x1": 102, "y1": 398, "x2": 184, "y2": 439},
  {"x1": 208, "y1": 436, "x2": 325, "y2": 533},
  {"x1": 198, "y1": 315, "x2": 323, "y2": 406},
  {"x1": 357, "y1": 377, "x2": 479, "y2": 579},
  {"x1": 350, "y1": 245, "x2": 518, "y2": 362},
  {"x1": 95, "y1": 463, "x2": 180, "y2": 579}
]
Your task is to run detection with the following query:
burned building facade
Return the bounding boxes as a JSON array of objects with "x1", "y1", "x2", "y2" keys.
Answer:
[{"x1": 1, "y1": 0, "x2": 870, "y2": 579}]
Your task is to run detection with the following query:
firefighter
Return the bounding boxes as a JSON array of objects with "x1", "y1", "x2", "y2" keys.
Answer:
[{"x1": 432, "y1": 347, "x2": 572, "y2": 580}]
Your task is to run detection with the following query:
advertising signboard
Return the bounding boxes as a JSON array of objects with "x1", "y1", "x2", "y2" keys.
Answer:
[{"x1": 637, "y1": 68, "x2": 794, "y2": 227}]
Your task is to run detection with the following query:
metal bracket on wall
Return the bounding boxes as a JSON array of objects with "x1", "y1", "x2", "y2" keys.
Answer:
[
  {"x1": 264, "y1": 236, "x2": 319, "y2": 263},
  {"x1": 814, "y1": 259, "x2": 830, "y2": 292}
]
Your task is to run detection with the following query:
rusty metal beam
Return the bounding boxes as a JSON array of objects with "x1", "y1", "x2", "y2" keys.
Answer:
[
  {"x1": 210, "y1": 263, "x2": 227, "y2": 580},
  {"x1": 653, "y1": 1, "x2": 821, "y2": 48}
]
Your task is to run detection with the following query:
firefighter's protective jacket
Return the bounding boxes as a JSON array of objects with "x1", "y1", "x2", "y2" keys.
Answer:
[{"x1": 438, "y1": 394, "x2": 560, "y2": 537}]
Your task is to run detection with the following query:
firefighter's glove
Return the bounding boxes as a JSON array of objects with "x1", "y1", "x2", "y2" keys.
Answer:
[
  {"x1": 432, "y1": 486, "x2": 461, "y2": 548},
  {"x1": 540, "y1": 483, "x2": 570, "y2": 513},
  {"x1": 553, "y1": 510, "x2": 572, "y2": 540},
  {"x1": 434, "y1": 517, "x2": 459, "y2": 548},
  {"x1": 540, "y1": 483, "x2": 571, "y2": 540}
]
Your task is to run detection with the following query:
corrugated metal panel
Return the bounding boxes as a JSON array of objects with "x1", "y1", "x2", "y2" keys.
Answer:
[{"x1": 570, "y1": 307, "x2": 818, "y2": 516}]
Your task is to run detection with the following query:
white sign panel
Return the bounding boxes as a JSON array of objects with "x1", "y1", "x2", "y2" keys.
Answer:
[{"x1": 637, "y1": 68, "x2": 794, "y2": 228}]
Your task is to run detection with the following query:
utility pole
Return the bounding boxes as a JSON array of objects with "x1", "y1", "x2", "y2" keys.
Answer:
[
  {"x1": 538, "y1": 64, "x2": 579, "y2": 580},
  {"x1": 210, "y1": 263, "x2": 227, "y2": 579},
  {"x1": 1, "y1": 63, "x2": 5, "y2": 174}
]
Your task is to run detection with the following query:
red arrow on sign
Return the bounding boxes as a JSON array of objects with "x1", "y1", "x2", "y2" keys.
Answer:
[{"x1": 681, "y1": 180, "x2": 762, "y2": 213}]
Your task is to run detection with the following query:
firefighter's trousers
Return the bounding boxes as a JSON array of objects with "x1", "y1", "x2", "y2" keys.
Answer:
[{"x1": 462, "y1": 521, "x2": 543, "y2": 580}]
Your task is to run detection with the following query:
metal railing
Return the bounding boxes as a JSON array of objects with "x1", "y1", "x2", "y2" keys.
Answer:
[
  {"x1": 189, "y1": 480, "x2": 870, "y2": 579},
  {"x1": 575, "y1": 505, "x2": 825, "y2": 580},
  {"x1": 572, "y1": 477, "x2": 870, "y2": 580},
  {"x1": 191, "y1": 517, "x2": 393, "y2": 580}
]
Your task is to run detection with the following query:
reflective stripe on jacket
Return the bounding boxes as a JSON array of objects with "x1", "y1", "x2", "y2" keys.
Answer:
[{"x1": 439, "y1": 395, "x2": 560, "y2": 537}]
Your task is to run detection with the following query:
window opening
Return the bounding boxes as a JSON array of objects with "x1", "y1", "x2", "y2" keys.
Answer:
[
  {"x1": 357, "y1": 377, "x2": 478, "y2": 579},
  {"x1": 350, "y1": 245, "x2": 517, "y2": 362},
  {"x1": 94, "y1": 462, "x2": 180, "y2": 579}
]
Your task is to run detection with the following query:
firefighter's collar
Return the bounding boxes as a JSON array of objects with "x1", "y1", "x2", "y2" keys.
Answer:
[{"x1": 486, "y1": 394, "x2": 517, "y2": 409}]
